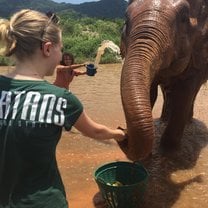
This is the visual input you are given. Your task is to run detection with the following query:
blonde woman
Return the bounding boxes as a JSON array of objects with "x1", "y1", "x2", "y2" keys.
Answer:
[{"x1": 0, "y1": 9, "x2": 125, "y2": 207}]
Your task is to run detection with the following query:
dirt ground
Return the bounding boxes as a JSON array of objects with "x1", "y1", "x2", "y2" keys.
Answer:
[{"x1": 1, "y1": 66, "x2": 208, "y2": 208}]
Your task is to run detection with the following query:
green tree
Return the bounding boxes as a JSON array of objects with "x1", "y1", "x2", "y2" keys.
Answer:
[{"x1": 0, "y1": 11, "x2": 124, "y2": 65}]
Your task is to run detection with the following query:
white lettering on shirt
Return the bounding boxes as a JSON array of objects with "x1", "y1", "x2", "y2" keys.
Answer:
[{"x1": 0, "y1": 90, "x2": 67, "y2": 126}]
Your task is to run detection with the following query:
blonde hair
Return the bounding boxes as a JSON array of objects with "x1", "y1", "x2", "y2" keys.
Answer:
[{"x1": 0, "y1": 9, "x2": 61, "y2": 60}]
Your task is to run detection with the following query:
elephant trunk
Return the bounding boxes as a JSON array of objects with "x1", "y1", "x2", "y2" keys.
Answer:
[
  {"x1": 120, "y1": 21, "x2": 171, "y2": 160},
  {"x1": 120, "y1": 56, "x2": 154, "y2": 161}
]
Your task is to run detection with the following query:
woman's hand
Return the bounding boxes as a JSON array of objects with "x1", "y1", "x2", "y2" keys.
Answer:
[{"x1": 73, "y1": 111, "x2": 127, "y2": 142}]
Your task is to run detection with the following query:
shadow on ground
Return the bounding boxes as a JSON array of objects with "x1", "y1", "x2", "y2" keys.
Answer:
[{"x1": 93, "y1": 118, "x2": 208, "y2": 208}]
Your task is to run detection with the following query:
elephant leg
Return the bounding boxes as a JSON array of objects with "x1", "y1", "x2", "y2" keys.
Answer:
[
  {"x1": 187, "y1": 94, "x2": 197, "y2": 122},
  {"x1": 150, "y1": 81, "x2": 158, "y2": 109},
  {"x1": 160, "y1": 85, "x2": 172, "y2": 122},
  {"x1": 161, "y1": 82, "x2": 199, "y2": 123},
  {"x1": 160, "y1": 75, "x2": 203, "y2": 150}
]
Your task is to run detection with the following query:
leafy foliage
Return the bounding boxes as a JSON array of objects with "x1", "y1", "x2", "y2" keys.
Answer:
[{"x1": 60, "y1": 12, "x2": 124, "y2": 63}]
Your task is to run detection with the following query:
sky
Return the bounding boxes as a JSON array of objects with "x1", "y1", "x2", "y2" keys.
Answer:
[
  {"x1": 53, "y1": 0, "x2": 100, "y2": 4},
  {"x1": 53, "y1": 0, "x2": 128, "y2": 4}
]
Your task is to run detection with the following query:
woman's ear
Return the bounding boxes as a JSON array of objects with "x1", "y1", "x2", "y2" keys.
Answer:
[{"x1": 42, "y1": 42, "x2": 53, "y2": 57}]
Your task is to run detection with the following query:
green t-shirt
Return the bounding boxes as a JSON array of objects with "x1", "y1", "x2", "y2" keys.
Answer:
[{"x1": 0, "y1": 76, "x2": 83, "y2": 208}]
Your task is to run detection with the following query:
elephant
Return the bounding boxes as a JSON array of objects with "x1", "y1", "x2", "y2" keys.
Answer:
[{"x1": 118, "y1": 0, "x2": 208, "y2": 161}]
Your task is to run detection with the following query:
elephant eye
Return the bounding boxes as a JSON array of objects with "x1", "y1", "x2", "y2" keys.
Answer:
[
  {"x1": 179, "y1": 6, "x2": 190, "y2": 23},
  {"x1": 181, "y1": 13, "x2": 189, "y2": 23}
]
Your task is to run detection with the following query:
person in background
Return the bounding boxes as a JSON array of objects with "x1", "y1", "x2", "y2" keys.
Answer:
[
  {"x1": 0, "y1": 9, "x2": 126, "y2": 208},
  {"x1": 53, "y1": 52, "x2": 87, "y2": 89}
]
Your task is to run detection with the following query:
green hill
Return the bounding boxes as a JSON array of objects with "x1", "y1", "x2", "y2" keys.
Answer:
[
  {"x1": 70, "y1": 0, "x2": 127, "y2": 19},
  {"x1": 0, "y1": 0, "x2": 127, "y2": 19}
]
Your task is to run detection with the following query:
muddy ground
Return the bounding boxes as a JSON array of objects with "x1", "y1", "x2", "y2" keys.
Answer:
[{"x1": 1, "y1": 65, "x2": 208, "y2": 208}]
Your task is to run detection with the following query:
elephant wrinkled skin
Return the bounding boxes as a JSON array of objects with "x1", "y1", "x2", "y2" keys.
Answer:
[{"x1": 119, "y1": 0, "x2": 208, "y2": 161}]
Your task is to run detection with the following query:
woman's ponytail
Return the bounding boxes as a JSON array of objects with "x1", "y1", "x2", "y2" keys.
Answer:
[{"x1": 0, "y1": 19, "x2": 17, "y2": 57}]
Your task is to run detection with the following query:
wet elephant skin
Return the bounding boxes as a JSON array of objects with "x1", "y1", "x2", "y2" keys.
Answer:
[{"x1": 119, "y1": 0, "x2": 208, "y2": 161}]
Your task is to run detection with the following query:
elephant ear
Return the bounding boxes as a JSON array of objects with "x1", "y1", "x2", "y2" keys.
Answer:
[
  {"x1": 187, "y1": 0, "x2": 203, "y2": 18},
  {"x1": 172, "y1": 0, "x2": 194, "y2": 61},
  {"x1": 197, "y1": 0, "x2": 208, "y2": 28},
  {"x1": 190, "y1": 1, "x2": 208, "y2": 71},
  {"x1": 174, "y1": 0, "x2": 190, "y2": 24},
  {"x1": 192, "y1": 20, "x2": 208, "y2": 70},
  {"x1": 187, "y1": 0, "x2": 208, "y2": 27}
]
